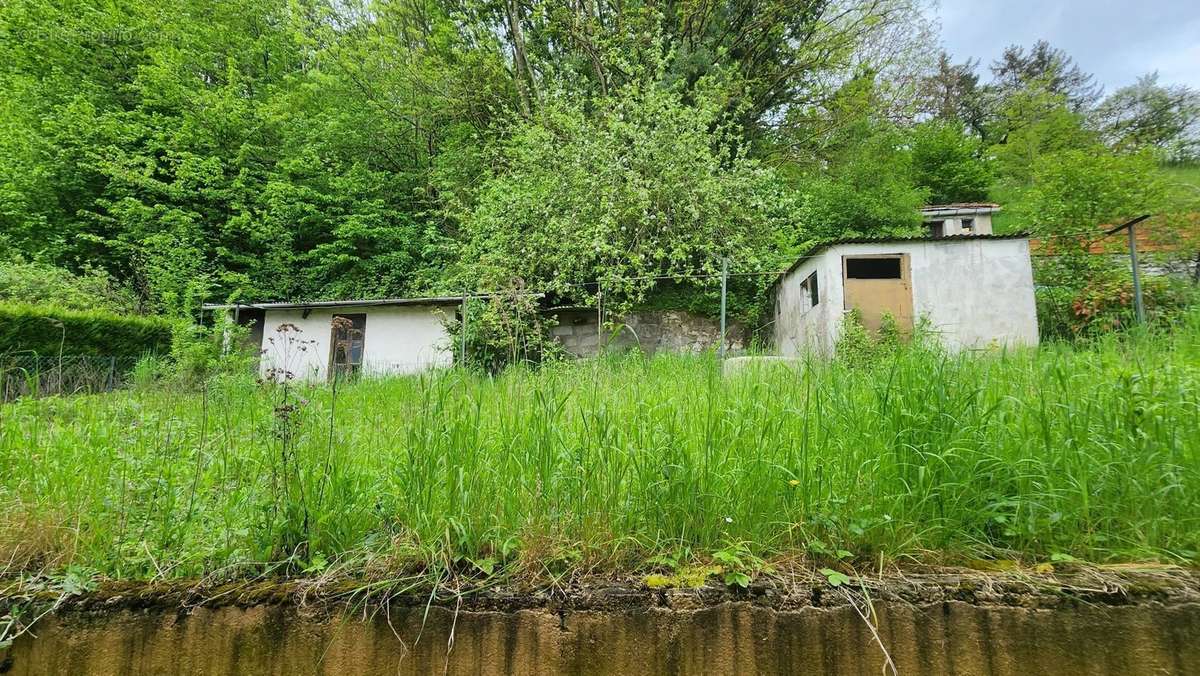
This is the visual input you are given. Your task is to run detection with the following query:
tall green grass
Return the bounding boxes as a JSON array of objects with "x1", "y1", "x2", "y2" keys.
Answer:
[{"x1": 2, "y1": 314, "x2": 1199, "y2": 582}]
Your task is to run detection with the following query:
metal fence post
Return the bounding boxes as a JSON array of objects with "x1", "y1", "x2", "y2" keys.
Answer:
[
  {"x1": 1106, "y1": 215, "x2": 1150, "y2": 325},
  {"x1": 719, "y1": 257, "x2": 729, "y2": 359},
  {"x1": 460, "y1": 291, "x2": 468, "y2": 367},
  {"x1": 1128, "y1": 223, "x2": 1145, "y2": 324},
  {"x1": 597, "y1": 281, "x2": 603, "y2": 354}
]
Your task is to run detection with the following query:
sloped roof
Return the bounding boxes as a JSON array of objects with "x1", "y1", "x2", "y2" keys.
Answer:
[
  {"x1": 920, "y1": 203, "x2": 1002, "y2": 217},
  {"x1": 202, "y1": 296, "x2": 465, "y2": 311},
  {"x1": 921, "y1": 203, "x2": 1000, "y2": 210}
]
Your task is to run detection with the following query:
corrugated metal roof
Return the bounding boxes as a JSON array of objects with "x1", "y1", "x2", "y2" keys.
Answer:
[
  {"x1": 921, "y1": 203, "x2": 1001, "y2": 210},
  {"x1": 202, "y1": 296, "x2": 465, "y2": 311},
  {"x1": 773, "y1": 232, "x2": 1031, "y2": 287}
]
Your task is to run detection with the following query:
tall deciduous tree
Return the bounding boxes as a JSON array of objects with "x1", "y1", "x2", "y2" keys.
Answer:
[
  {"x1": 910, "y1": 120, "x2": 991, "y2": 204},
  {"x1": 1093, "y1": 73, "x2": 1200, "y2": 162},
  {"x1": 447, "y1": 74, "x2": 800, "y2": 310}
]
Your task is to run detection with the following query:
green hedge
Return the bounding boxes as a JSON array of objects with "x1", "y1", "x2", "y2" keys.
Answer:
[{"x1": 0, "y1": 303, "x2": 175, "y2": 360}]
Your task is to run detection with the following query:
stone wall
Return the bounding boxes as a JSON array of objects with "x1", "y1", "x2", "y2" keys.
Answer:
[{"x1": 549, "y1": 309, "x2": 746, "y2": 357}]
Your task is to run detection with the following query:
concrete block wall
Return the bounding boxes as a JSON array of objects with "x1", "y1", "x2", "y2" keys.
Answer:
[{"x1": 549, "y1": 309, "x2": 746, "y2": 357}]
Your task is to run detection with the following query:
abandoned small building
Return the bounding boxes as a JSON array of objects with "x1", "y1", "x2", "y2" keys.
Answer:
[
  {"x1": 207, "y1": 297, "x2": 459, "y2": 381},
  {"x1": 921, "y1": 203, "x2": 1001, "y2": 237},
  {"x1": 773, "y1": 233, "x2": 1039, "y2": 356}
]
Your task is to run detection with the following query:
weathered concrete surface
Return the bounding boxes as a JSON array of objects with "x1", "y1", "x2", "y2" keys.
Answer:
[
  {"x1": 775, "y1": 238, "x2": 1039, "y2": 357},
  {"x1": 4, "y1": 590, "x2": 1198, "y2": 675},
  {"x1": 549, "y1": 309, "x2": 747, "y2": 357}
]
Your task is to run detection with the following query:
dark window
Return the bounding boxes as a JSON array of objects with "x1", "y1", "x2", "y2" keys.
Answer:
[
  {"x1": 961, "y1": 218, "x2": 975, "y2": 233},
  {"x1": 233, "y1": 307, "x2": 265, "y2": 354},
  {"x1": 845, "y1": 257, "x2": 902, "y2": 279},
  {"x1": 927, "y1": 220, "x2": 945, "y2": 238},
  {"x1": 806, "y1": 272, "x2": 819, "y2": 306}
]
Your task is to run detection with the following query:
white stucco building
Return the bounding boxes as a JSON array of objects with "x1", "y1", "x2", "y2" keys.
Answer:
[
  {"x1": 773, "y1": 234, "x2": 1038, "y2": 356},
  {"x1": 208, "y1": 297, "x2": 460, "y2": 380},
  {"x1": 921, "y1": 203, "x2": 1001, "y2": 237}
]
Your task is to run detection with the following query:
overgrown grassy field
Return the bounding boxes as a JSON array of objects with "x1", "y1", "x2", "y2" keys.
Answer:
[{"x1": 2, "y1": 314, "x2": 1199, "y2": 586}]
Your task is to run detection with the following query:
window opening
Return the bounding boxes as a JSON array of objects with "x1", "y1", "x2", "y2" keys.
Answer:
[{"x1": 845, "y1": 257, "x2": 902, "y2": 279}]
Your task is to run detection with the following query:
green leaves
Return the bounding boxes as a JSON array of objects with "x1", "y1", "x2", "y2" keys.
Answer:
[
  {"x1": 819, "y1": 568, "x2": 851, "y2": 587},
  {"x1": 712, "y1": 542, "x2": 766, "y2": 589},
  {"x1": 0, "y1": 302, "x2": 175, "y2": 359},
  {"x1": 451, "y1": 79, "x2": 796, "y2": 313},
  {"x1": 910, "y1": 121, "x2": 992, "y2": 204}
]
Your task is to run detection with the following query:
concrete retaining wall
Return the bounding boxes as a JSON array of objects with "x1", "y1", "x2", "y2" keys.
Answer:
[{"x1": 5, "y1": 598, "x2": 1198, "y2": 675}]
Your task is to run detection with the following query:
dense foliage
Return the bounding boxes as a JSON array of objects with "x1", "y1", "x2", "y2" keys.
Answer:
[
  {"x1": 447, "y1": 76, "x2": 797, "y2": 309},
  {"x1": 0, "y1": 0, "x2": 1197, "y2": 332},
  {"x1": 0, "y1": 259, "x2": 136, "y2": 313},
  {"x1": 0, "y1": 303, "x2": 174, "y2": 359}
]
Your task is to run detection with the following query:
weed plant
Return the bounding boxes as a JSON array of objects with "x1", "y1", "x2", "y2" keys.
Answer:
[{"x1": 1, "y1": 312, "x2": 1198, "y2": 585}]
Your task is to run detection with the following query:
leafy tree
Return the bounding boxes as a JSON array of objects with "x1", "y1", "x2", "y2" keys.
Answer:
[
  {"x1": 909, "y1": 121, "x2": 992, "y2": 204},
  {"x1": 1021, "y1": 149, "x2": 1165, "y2": 236},
  {"x1": 494, "y1": 0, "x2": 927, "y2": 137},
  {"x1": 1093, "y1": 73, "x2": 1200, "y2": 162},
  {"x1": 989, "y1": 87, "x2": 1098, "y2": 186},
  {"x1": 789, "y1": 126, "x2": 927, "y2": 245},
  {"x1": 0, "y1": 259, "x2": 136, "y2": 313},
  {"x1": 447, "y1": 75, "x2": 799, "y2": 311},
  {"x1": 1017, "y1": 148, "x2": 1172, "y2": 337},
  {"x1": 990, "y1": 40, "x2": 1103, "y2": 112},
  {"x1": 774, "y1": 73, "x2": 927, "y2": 246}
]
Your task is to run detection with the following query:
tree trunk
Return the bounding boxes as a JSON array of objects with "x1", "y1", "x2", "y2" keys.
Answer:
[{"x1": 505, "y1": 0, "x2": 536, "y2": 117}]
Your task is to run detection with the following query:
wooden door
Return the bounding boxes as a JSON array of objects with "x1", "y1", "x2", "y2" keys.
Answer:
[
  {"x1": 842, "y1": 255, "x2": 914, "y2": 335},
  {"x1": 329, "y1": 314, "x2": 366, "y2": 380}
]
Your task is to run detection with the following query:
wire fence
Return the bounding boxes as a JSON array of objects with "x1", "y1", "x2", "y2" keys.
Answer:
[{"x1": 0, "y1": 355, "x2": 141, "y2": 402}]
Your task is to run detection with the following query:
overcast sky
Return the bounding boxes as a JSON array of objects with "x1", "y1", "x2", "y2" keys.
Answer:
[{"x1": 934, "y1": 0, "x2": 1200, "y2": 93}]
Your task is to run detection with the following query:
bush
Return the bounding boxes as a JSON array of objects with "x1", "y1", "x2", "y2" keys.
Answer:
[
  {"x1": 445, "y1": 290, "x2": 564, "y2": 373},
  {"x1": 835, "y1": 310, "x2": 940, "y2": 366},
  {"x1": 1035, "y1": 255, "x2": 1199, "y2": 339},
  {"x1": 0, "y1": 260, "x2": 136, "y2": 313},
  {"x1": 1039, "y1": 273, "x2": 1198, "y2": 338},
  {"x1": 0, "y1": 303, "x2": 175, "y2": 360}
]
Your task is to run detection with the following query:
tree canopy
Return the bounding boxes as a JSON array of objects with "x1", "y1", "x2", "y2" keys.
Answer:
[{"x1": 1, "y1": 1, "x2": 1196, "y2": 318}]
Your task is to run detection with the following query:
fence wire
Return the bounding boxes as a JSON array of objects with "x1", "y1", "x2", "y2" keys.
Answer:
[{"x1": 1, "y1": 355, "x2": 140, "y2": 401}]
